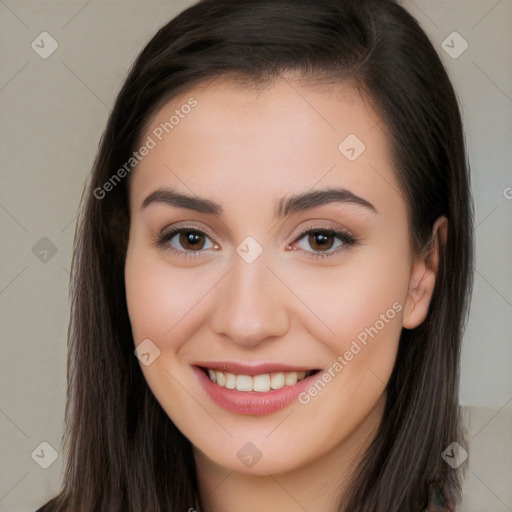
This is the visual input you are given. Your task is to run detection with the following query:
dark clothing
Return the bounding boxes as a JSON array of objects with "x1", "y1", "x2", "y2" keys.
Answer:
[{"x1": 423, "y1": 481, "x2": 455, "y2": 511}]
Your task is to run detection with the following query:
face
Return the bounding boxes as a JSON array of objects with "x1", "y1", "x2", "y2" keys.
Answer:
[{"x1": 124, "y1": 76, "x2": 430, "y2": 477}]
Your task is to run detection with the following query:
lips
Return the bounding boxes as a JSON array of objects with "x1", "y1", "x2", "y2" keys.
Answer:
[
  {"x1": 196, "y1": 361, "x2": 319, "y2": 376},
  {"x1": 192, "y1": 362, "x2": 322, "y2": 415}
]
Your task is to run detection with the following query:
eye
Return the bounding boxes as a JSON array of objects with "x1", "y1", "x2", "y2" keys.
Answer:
[
  {"x1": 291, "y1": 228, "x2": 356, "y2": 260},
  {"x1": 155, "y1": 225, "x2": 356, "y2": 260},
  {"x1": 156, "y1": 226, "x2": 217, "y2": 258}
]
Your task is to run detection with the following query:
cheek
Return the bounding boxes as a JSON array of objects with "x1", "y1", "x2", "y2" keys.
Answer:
[
  {"x1": 125, "y1": 245, "x2": 211, "y2": 346},
  {"x1": 291, "y1": 259, "x2": 407, "y2": 439},
  {"x1": 124, "y1": 245, "x2": 205, "y2": 420},
  {"x1": 285, "y1": 248, "x2": 410, "y2": 357},
  {"x1": 285, "y1": 242, "x2": 410, "y2": 423},
  {"x1": 125, "y1": 256, "x2": 173, "y2": 343}
]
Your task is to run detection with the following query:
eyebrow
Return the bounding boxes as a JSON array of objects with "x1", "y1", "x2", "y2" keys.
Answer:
[{"x1": 141, "y1": 187, "x2": 378, "y2": 217}]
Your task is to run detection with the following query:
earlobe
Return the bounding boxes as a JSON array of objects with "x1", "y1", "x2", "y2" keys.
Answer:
[{"x1": 402, "y1": 217, "x2": 447, "y2": 329}]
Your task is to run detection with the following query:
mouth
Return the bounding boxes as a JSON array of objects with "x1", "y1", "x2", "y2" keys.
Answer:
[
  {"x1": 199, "y1": 366, "x2": 320, "y2": 392},
  {"x1": 193, "y1": 363, "x2": 323, "y2": 415}
]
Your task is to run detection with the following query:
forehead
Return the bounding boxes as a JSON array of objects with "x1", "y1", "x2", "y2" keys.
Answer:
[{"x1": 129, "y1": 76, "x2": 401, "y2": 217}]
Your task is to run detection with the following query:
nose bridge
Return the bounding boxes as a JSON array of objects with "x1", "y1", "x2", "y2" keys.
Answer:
[{"x1": 210, "y1": 252, "x2": 289, "y2": 346}]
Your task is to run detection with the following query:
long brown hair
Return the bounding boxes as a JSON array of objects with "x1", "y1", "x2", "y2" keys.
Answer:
[{"x1": 36, "y1": 0, "x2": 474, "y2": 510}]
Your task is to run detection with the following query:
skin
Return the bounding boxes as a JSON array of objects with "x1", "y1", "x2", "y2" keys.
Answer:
[{"x1": 124, "y1": 75, "x2": 444, "y2": 512}]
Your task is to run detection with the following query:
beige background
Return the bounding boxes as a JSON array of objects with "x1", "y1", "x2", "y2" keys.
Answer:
[{"x1": 0, "y1": 1, "x2": 511, "y2": 511}]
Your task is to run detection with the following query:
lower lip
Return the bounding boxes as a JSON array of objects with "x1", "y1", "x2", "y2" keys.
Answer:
[{"x1": 193, "y1": 366, "x2": 319, "y2": 415}]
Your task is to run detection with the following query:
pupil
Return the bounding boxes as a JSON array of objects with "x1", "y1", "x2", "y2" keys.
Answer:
[
  {"x1": 310, "y1": 232, "x2": 332, "y2": 251},
  {"x1": 181, "y1": 231, "x2": 203, "y2": 249}
]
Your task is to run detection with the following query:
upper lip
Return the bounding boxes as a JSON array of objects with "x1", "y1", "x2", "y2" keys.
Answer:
[{"x1": 194, "y1": 362, "x2": 320, "y2": 376}]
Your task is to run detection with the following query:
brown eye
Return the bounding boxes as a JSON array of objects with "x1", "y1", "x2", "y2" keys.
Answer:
[
  {"x1": 156, "y1": 227, "x2": 216, "y2": 256},
  {"x1": 308, "y1": 231, "x2": 335, "y2": 252},
  {"x1": 179, "y1": 230, "x2": 207, "y2": 251},
  {"x1": 293, "y1": 228, "x2": 356, "y2": 260}
]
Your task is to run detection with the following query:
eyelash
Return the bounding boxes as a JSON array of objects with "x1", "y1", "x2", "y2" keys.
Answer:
[{"x1": 155, "y1": 225, "x2": 357, "y2": 260}]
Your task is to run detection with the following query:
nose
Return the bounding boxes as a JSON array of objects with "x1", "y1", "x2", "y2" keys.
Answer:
[{"x1": 210, "y1": 254, "x2": 290, "y2": 348}]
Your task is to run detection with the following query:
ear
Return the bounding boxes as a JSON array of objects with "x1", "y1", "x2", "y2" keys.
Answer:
[{"x1": 402, "y1": 216, "x2": 447, "y2": 329}]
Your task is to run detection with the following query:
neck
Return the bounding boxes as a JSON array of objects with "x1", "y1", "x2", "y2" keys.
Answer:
[{"x1": 194, "y1": 394, "x2": 385, "y2": 512}]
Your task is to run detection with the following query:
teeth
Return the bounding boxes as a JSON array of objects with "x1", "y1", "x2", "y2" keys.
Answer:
[
  {"x1": 284, "y1": 372, "x2": 298, "y2": 386},
  {"x1": 216, "y1": 371, "x2": 226, "y2": 386},
  {"x1": 270, "y1": 372, "x2": 285, "y2": 389},
  {"x1": 253, "y1": 374, "x2": 271, "y2": 392},
  {"x1": 225, "y1": 372, "x2": 236, "y2": 389},
  {"x1": 236, "y1": 375, "x2": 252, "y2": 392},
  {"x1": 208, "y1": 369, "x2": 311, "y2": 392}
]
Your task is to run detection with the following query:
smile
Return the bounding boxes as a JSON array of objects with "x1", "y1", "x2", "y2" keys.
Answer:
[
  {"x1": 194, "y1": 364, "x2": 322, "y2": 415},
  {"x1": 206, "y1": 368, "x2": 314, "y2": 392}
]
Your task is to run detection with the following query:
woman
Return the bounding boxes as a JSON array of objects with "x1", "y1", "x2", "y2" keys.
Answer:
[{"x1": 36, "y1": 0, "x2": 474, "y2": 510}]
